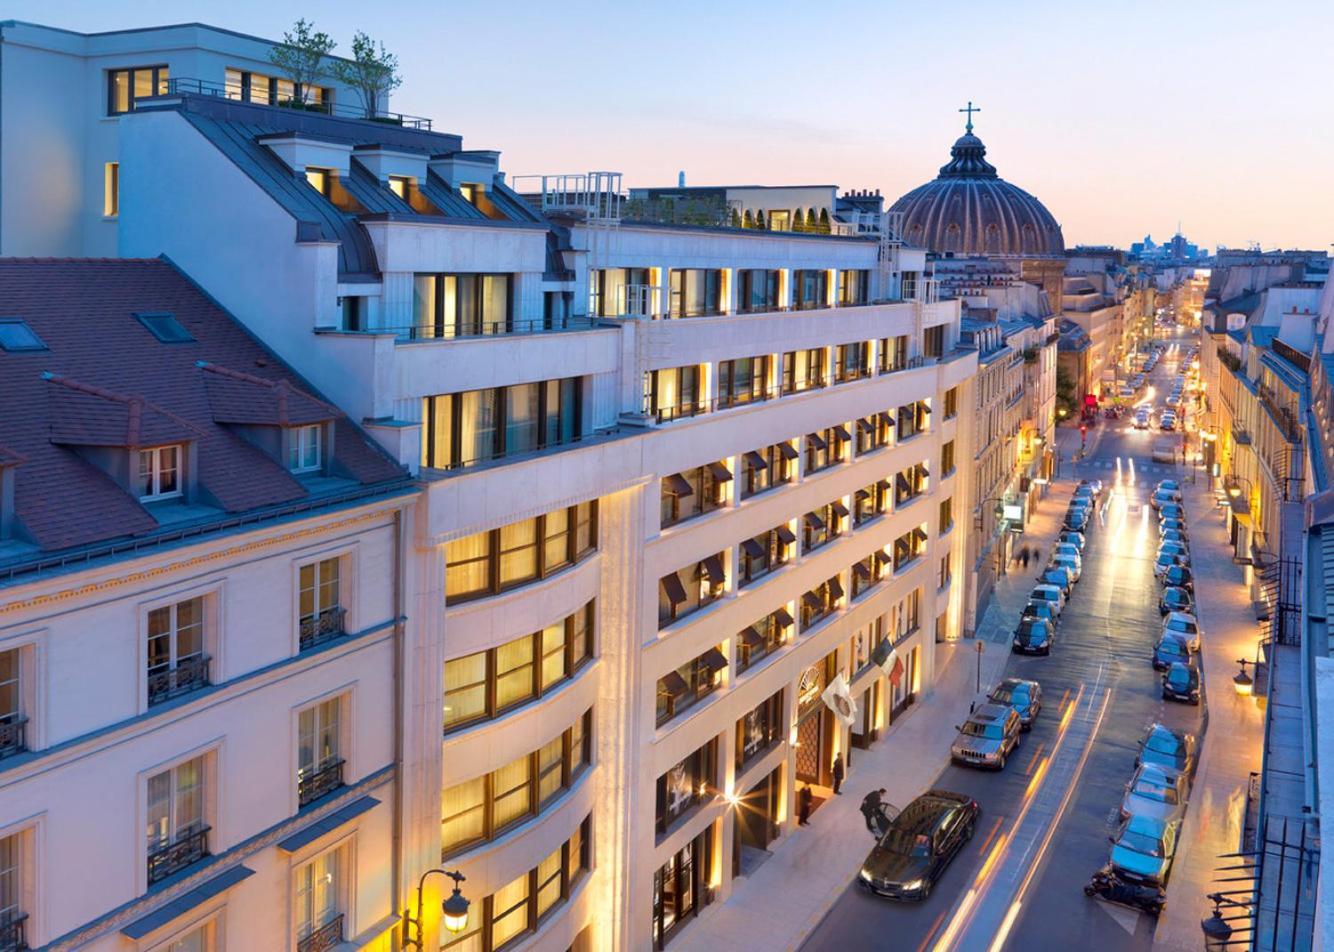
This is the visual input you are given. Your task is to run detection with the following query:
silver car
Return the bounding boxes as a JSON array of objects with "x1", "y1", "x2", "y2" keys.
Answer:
[
  {"x1": 1120, "y1": 763, "x2": 1188, "y2": 825},
  {"x1": 950, "y1": 703, "x2": 1021, "y2": 770}
]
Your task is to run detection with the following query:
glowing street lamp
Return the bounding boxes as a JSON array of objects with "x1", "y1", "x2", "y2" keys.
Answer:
[
  {"x1": 1233, "y1": 659, "x2": 1254, "y2": 697},
  {"x1": 403, "y1": 869, "x2": 471, "y2": 948}
]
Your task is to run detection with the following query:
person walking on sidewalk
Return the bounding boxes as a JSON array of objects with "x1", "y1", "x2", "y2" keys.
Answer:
[
  {"x1": 831, "y1": 754, "x2": 845, "y2": 795},
  {"x1": 798, "y1": 784, "x2": 813, "y2": 826},
  {"x1": 860, "y1": 788, "x2": 889, "y2": 834}
]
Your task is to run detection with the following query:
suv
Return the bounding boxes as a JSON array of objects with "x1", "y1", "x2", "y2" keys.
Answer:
[
  {"x1": 858, "y1": 790, "x2": 980, "y2": 901},
  {"x1": 951, "y1": 703, "x2": 1022, "y2": 770}
]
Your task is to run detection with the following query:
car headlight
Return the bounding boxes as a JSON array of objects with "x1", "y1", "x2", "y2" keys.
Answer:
[
  {"x1": 901, "y1": 878, "x2": 925, "y2": 892},
  {"x1": 859, "y1": 868, "x2": 874, "y2": 883}
]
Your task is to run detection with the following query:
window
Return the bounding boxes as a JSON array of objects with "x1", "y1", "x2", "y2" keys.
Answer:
[
  {"x1": 108, "y1": 65, "x2": 168, "y2": 114},
  {"x1": 295, "y1": 846, "x2": 345, "y2": 952},
  {"x1": 896, "y1": 401, "x2": 930, "y2": 441},
  {"x1": 893, "y1": 528, "x2": 929, "y2": 572},
  {"x1": 224, "y1": 67, "x2": 327, "y2": 107},
  {"x1": 938, "y1": 555, "x2": 953, "y2": 589},
  {"x1": 441, "y1": 818, "x2": 590, "y2": 952},
  {"x1": 147, "y1": 596, "x2": 209, "y2": 706},
  {"x1": 412, "y1": 273, "x2": 513, "y2": 338},
  {"x1": 939, "y1": 497, "x2": 954, "y2": 534},
  {"x1": 305, "y1": 167, "x2": 332, "y2": 197},
  {"x1": 717, "y1": 356, "x2": 771, "y2": 408},
  {"x1": 422, "y1": 377, "x2": 581, "y2": 469},
  {"x1": 652, "y1": 830, "x2": 712, "y2": 948},
  {"x1": 879, "y1": 335, "x2": 909, "y2": 373},
  {"x1": 289, "y1": 424, "x2": 323, "y2": 474},
  {"x1": 590, "y1": 267, "x2": 653, "y2": 317},
  {"x1": 444, "y1": 503, "x2": 597, "y2": 603},
  {"x1": 298, "y1": 697, "x2": 344, "y2": 806},
  {"x1": 838, "y1": 270, "x2": 870, "y2": 306},
  {"x1": 895, "y1": 462, "x2": 930, "y2": 506},
  {"x1": 851, "y1": 552, "x2": 887, "y2": 599},
  {"x1": 854, "y1": 480, "x2": 891, "y2": 526},
  {"x1": 737, "y1": 269, "x2": 780, "y2": 313},
  {"x1": 944, "y1": 387, "x2": 959, "y2": 419},
  {"x1": 0, "y1": 320, "x2": 46, "y2": 353},
  {"x1": 793, "y1": 269, "x2": 829, "y2": 310},
  {"x1": 741, "y1": 443, "x2": 795, "y2": 498},
  {"x1": 660, "y1": 462, "x2": 730, "y2": 528},
  {"x1": 669, "y1": 269, "x2": 722, "y2": 318},
  {"x1": 135, "y1": 312, "x2": 194, "y2": 343},
  {"x1": 941, "y1": 439, "x2": 956, "y2": 476},
  {"x1": 737, "y1": 607, "x2": 793, "y2": 673},
  {"x1": 104, "y1": 162, "x2": 120, "y2": 217},
  {"x1": 901, "y1": 271, "x2": 919, "y2": 300},
  {"x1": 0, "y1": 833, "x2": 26, "y2": 951},
  {"x1": 856, "y1": 411, "x2": 893, "y2": 454},
  {"x1": 0, "y1": 650, "x2": 25, "y2": 758},
  {"x1": 656, "y1": 647, "x2": 727, "y2": 726},
  {"x1": 644, "y1": 366, "x2": 703, "y2": 422},
  {"x1": 834, "y1": 343, "x2": 870, "y2": 383},
  {"x1": 802, "y1": 500, "x2": 846, "y2": 553},
  {"x1": 658, "y1": 554, "x2": 725, "y2": 628},
  {"x1": 298, "y1": 557, "x2": 344, "y2": 650},
  {"x1": 736, "y1": 691, "x2": 783, "y2": 771},
  {"x1": 781, "y1": 349, "x2": 826, "y2": 394},
  {"x1": 441, "y1": 711, "x2": 592, "y2": 856},
  {"x1": 805, "y1": 426, "x2": 848, "y2": 474},
  {"x1": 739, "y1": 524, "x2": 793, "y2": 585},
  {"x1": 655, "y1": 739, "x2": 717, "y2": 834},
  {"x1": 387, "y1": 175, "x2": 411, "y2": 199},
  {"x1": 801, "y1": 575, "x2": 843, "y2": 629},
  {"x1": 924, "y1": 324, "x2": 945, "y2": 359},
  {"x1": 137, "y1": 445, "x2": 183, "y2": 501},
  {"x1": 146, "y1": 756, "x2": 208, "y2": 885}
]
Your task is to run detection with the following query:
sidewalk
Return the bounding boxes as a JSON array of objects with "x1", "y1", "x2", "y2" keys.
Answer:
[
  {"x1": 676, "y1": 478, "x2": 1080, "y2": 952},
  {"x1": 1154, "y1": 478, "x2": 1266, "y2": 949}
]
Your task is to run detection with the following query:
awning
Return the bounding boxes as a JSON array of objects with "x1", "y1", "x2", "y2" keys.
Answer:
[
  {"x1": 778, "y1": 441, "x2": 799, "y2": 460},
  {"x1": 807, "y1": 431, "x2": 827, "y2": 451},
  {"x1": 853, "y1": 561, "x2": 872, "y2": 580},
  {"x1": 776, "y1": 525, "x2": 797, "y2": 545},
  {"x1": 803, "y1": 591, "x2": 824, "y2": 610},
  {"x1": 707, "y1": 461, "x2": 733, "y2": 482},
  {"x1": 873, "y1": 549, "x2": 892, "y2": 566},
  {"x1": 701, "y1": 554, "x2": 726, "y2": 584},
  {"x1": 774, "y1": 607, "x2": 795, "y2": 628},
  {"x1": 828, "y1": 576, "x2": 844, "y2": 601},
  {"x1": 740, "y1": 626, "x2": 765, "y2": 648},
  {"x1": 856, "y1": 417, "x2": 875, "y2": 434},
  {"x1": 831, "y1": 501, "x2": 850, "y2": 518},
  {"x1": 663, "y1": 473, "x2": 694, "y2": 497},
  {"x1": 855, "y1": 488, "x2": 870, "y2": 503},
  {"x1": 805, "y1": 511, "x2": 825, "y2": 530},
  {"x1": 919, "y1": 401, "x2": 931, "y2": 416},
  {"x1": 880, "y1": 411, "x2": 895, "y2": 428},
  {"x1": 744, "y1": 450, "x2": 767, "y2": 470},
  {"x1": 278, "y1": 795, "x2": 380, "y2": 853},
  {"x1": 876, "y1": 478, "x2": 892, "y2": 493},
  {"x1": 661, "y1": 572, "x2": 688, "y2": 605},
  {"x1": 741, "y1": 538, "x2": 767, "y2": 559},
  {"x1": 659, "y1": 670, "x2": 689, "y2": 696},
  {"x1": 122, "y1": 865, "x2": 255, "y2": 939},
  {"x1": 832, "y1": 425, "x2": 852, "y2": 442},
  {"x1": 700, "y1": 647, "x2": 728, "y2": 672}
]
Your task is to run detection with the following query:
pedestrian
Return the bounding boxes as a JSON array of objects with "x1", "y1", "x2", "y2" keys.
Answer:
[
  {"x1": 1019, "y1": 547, "x2": 1030, "y2": 569},
  {"x1": 798, "y1": 784, "x2": 813, "y2": 826},
  {"x1": 831, "y1": 754, "x2": 845, "y2": 795},
  {"x1": 860, "y1": 788, "x2": 888, "y2": 834},
  {"x1": 1031, "y1": 547, "x2": 1041, "y2": 567}
]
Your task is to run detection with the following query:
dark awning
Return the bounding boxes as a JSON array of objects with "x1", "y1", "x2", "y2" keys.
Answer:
[
  {"x1": 880, "y1": 411, "x2": 895, "y2": 427},
  {"x1": 876, "y1": 478, "x2": 892, "y2": 493},
  {"x1": 807, "y1": 431, "x2": 827, "y2": 451},
  {"x1": 919, "y1": 401, "x2": 931, "y2": 415},
  {"x1": 707, "y1": 460, "x2": 733, "y2": 482},
  {"x1": 802, "y1": 591, "x2": 823, "y2": 610},
  {"x1": 660, "y1": 670, "x2": 689, "y2": 696},
  {"x1": 774, "y1": 607, "x2": 795, "y2": 628},
  {"x1": 776, "y1": 524, "x2": 796, "y2": 545},
  {"x1": 874, "y1": 549, "x2": 892, "y2": 565},
  {"x1": 805, "y1": 511, "x2": 825, "y2": 530},
  {"x1": 853, "y1": 561, "x2": 872, "y2": 580},
  {"x1": 855, "y1": 488, "x2": 869, "y2": 503},
  {"x1": 740, "y1": 626, "x2": 765, "y2": 648},
  {"x1": 828, "y1": 576, "x2": 844, "y2": 600},
  {"x1": 701, "y1": 554, "x2": 726, "y2": 584},
  {"x1": 831, "y1": 501, "x2": 850, "y2": 518},
  {"x1": 744, "y1": 450, "x2": 767, "y2": 470},
  {"x1": 856, "y1": 417, "x2": 875, "y2": 434},
  {"x1": 661, "y1": 572, "x2": 687, "y2": 605},
  {"x1": 832, "y1": 424, "x2": 852, "y2": 442},
  {"x1": 741, "y1": 538, "x2": 766, "y2": 559},
  {"x1": 700, "y1": 647, "x2": 728, "y2": 672},
  {"x1": 778, "y1": 441, "x2": 799, "y2": 460},
  {"x1": 121, "y1": 865, "x2": 255, "y2": 939},
  {"x1": 663, "y1": 472, "x2": 694, "y2": 497}
]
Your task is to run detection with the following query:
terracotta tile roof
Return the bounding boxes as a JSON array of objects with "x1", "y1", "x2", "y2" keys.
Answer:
[{"x1": 0, "y1": 258, "x2": 407, "y2": 555}]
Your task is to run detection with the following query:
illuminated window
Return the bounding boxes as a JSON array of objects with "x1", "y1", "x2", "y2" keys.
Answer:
[
  {"x1": 387, "y1": 175, "x2": 411, "y2": 199},
  {"x1": 104, "y1": 163, "x2": 120, "y2": 217},
  {"x1": 107, "y1": 65, "x2": 169, "y2": 115},
  {"x1": 137, "y1": 445, "x2": 182, "y2": 501},
  {"x1": 305, "y1": 168, "x2": 332, "y2": 197},
  {"x1": 294, "y1": 845, "x2": 345, "y2": 949}
]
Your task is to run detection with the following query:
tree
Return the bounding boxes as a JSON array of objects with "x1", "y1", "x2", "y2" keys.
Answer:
[
  {"x1": 817, "y1": 208, "x2": 831, "y2": 234},
  {"x1": 730, "y1": 208, "x2": 742, "y2": 228},
  {"x1": 743, "y1": 209, "x2": 754, "y2": 228},
  {"x1": 269, "y1": 19, "x2": 335, "y2": 106},
  {"x1": 754, "y1": 209, "x2": 767, "y2": 230},
  {"x1": 792, "y1": 208, "x2": 805, "y2": 233},
  {"x1": 332, "y1": 31, "x2": 402, "y2": 119}
]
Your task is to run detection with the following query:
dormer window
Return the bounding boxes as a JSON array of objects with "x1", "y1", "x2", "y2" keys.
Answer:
[
  {"x1": 388, "y1": 175, "x2": 411, "y2": 199},
  {"x1": 138, "y1": 445, "x2": 182, "y2": 501},
  {"x1": 289, "y1": 425, "x2": 322, "y2": 474},
  {"x1": 306, "y1": 168, "x2": 333, "y2": 198}
]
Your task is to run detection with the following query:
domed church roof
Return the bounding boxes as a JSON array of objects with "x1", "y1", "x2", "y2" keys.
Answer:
[{"x1": 890, "y1": 113, "x2": 1064, "y2": 258}]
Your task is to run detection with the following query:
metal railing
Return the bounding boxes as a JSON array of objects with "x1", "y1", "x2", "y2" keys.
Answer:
[
  {"x1": 297, "y1": 913, "x2": 345, "y2": 952},
  {"x1": 298, "y1": 758, "x2": 346, "y2": 807},
  {"x1": 363, "y1": 315, "x2": 599, "y2": 341},
  {"x1": 0, "y1": 716, "x2": 27, "y2": 760},
  {"x1": 426, "y1": 427, "x2": 612, "y2": 473},
  {"x1": 147, "y1": 825, "x2": 210, "y2": 885},
  {"x1": 161, "y1": 78, "x2": 433, "y2": 129},
  {"x1": 299, "y1": 607, "x2": 347, "y2": 652},
  {"x1": 0, "y1": 913, "x2": 27, "y2": 952},
  {"x1": 147, "y1": 655, "x2": 211, "y2": 706}
]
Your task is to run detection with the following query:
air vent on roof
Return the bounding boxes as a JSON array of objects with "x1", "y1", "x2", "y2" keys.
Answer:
[
  {"x1": 135, "y1": 312, "x2": 194, "y2": 343},
  {"x1": 0, "y1": 319, "x2": 46, "y2": 352}
]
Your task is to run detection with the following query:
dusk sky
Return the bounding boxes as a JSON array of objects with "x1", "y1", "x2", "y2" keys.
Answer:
[{"x1": 12, "y1": 0, "x2": 1331, "y2": 251}]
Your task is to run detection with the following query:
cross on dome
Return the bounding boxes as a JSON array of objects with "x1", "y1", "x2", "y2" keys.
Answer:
[{"x1": 958, "y1": 100, "x2": 981, "y2": 134}]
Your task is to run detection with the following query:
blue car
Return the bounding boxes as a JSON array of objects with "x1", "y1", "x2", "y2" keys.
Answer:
[{"x1": 1110, "y1": 813, "x2": 1178, "y2": 886}]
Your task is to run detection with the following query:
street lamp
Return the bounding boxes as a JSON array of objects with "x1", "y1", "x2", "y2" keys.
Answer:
[
  {"x1": 1233, "y1": 658, "x2": 1254, "y2": 697},
  {"x1": 1201, "y1": 893, "x2": 1233, "y2": 950},
  {"x1": 975, "y1": 640, "x2": 985, "y2": 695},
  {"x1": 1226, "y1": 475, "x2": 1252, "y2": 500},
  {"x1": 403, "y1": 869, "x2": 471, "y2": 949}
]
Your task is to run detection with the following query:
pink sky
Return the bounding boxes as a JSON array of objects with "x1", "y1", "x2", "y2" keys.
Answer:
[{"x1": 11, "y1": 0, "x2": 1332, "y2": 251}]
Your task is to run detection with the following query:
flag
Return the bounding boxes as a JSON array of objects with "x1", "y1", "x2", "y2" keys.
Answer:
[
  {"x1": 874, "y1": 643, "x2": 904, "y2": 688},
  {"x1": 821, "y1": 673, "x2": 857, "y2": 727}
]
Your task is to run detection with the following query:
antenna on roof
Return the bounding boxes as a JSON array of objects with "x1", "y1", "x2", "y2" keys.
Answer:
[{"x1": 678, "y1": 171, "x2": 686, "y2": 188}]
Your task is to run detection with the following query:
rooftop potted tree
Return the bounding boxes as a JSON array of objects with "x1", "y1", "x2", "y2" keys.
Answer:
[
  {"x1": 269, "y1": 19, "x2": 335, "y2": 111},
  {"x1": 332, "y1": 31, "x2": 403, "y2": 122}
]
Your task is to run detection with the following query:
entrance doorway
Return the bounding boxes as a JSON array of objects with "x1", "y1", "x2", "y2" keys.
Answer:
[
  {"x1": 794, "y1": 710, "x2": 827, "y2": 785},
  {"x1": 732, "y1": 766, "x2": 781, "y2": 878},
  {"x1": 851, "y1": 682, "x2": 879, "y2": 749}
]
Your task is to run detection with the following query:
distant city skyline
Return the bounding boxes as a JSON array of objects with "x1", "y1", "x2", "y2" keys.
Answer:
[{"x1": 8, "y1": 0, "x2": 1331, "y2": 251}]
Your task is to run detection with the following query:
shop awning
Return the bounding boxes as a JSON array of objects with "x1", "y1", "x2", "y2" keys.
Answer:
[
  {"x1": 701, "y1": 554, "x2": 726, "y2": 584},
  {"x1": 853, "y1": 561, "x2": 872, "y2": 580},
  {"x1": 880, "y1": 411, "x2": 896, "y2": 428},
  {"x1": 805, "y1": 511, "x2": 825, "y2": 530},
  {"x1": 776, "y1": 525, "x2": 797, "y2": 546},
  {"x1": 831, "y1": 501, "x2": 850, "y2": 519},
  {"x1": 663, "y1": 473, "x2": 694, "y2": 497},
  {"x1": 740, "y1": 626, "x2": 765, "y2": 648},
  {"x1": 802, "y1": 591, "x2": 823, "y2": 610},
  {"x1": 856, "y1": 417, "x2": 875, "y2": 434},
  {"x1": 807, "y1": 431, "x2": 827, "y2": 451},
  {"x1": 661, "y1": 572, "x2": 687, "y2": 605},
  {"x1": 832, "y1": 424, "x2": 852, "y2": 443},
  {"x1": 659, "y1": 670, "x2": 689, "y2": 696}
]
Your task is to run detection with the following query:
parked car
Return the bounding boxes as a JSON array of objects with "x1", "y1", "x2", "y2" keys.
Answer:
[
  {"x1": 1109, "y1": 814, "x2": 1179, "y2": 886},
  {"x1": 1152, "y1": 633, "x2": 1192, "y2": 671},
  {"x1": 1158, "y1": 480, "x2": 1181, "y2": 493},
  {"x1": 1053, "y1": 542, "x2": 1082, "y2": 562},
  {"x1": 1159, "y1": 518, "x2": 1187, "y2": 537},
  {"x1": 1057, "y1": 530, "x2": 1086, "y2": 552},
  {"x1": 1135, "y1": 410, "x2": 1151, "y2": 430},
  {"x1": 1160, "y1": 527, "x2": 1188, "y2": 547},
  {"x1": 1065, "y1": 507, "x2": 1090, "y2": 532},
  {"x1": 1013, "y1": 617, "x2": 1055, "y2": 656},
  {"x1": 1162, "y1": 662, "x2": 1201, "y2": 704},
  {"x1": 1159, "y1": 503, "x2": 1185, "y2": 522},
  {"x1": 1161, "y1": 565, "x2": 1194, "y2": 591},
  {"x1": 1136, "y1": 723, "x2": 1197, "y2": 779},
  {"x1": 1080, "y1": 479, "x2": 1104, "y2": 498},
  {"x1": 1050, "y1": 553, "x2": 1082, "y2": 583},
  {"x1": 1150, "y1": 489, "x2": 1181, "y2": 510},
  {"x1": 1160, "y1": 586, "x2": 1193, "y2": 615},
  {"x1": 1120, "y1": 764, "x2": 1189, "y2": 824},
  {"x1": 1158, "y1": 540, "x2": 1189, "y2": 561},
  {"x1": 1161, "y1": 612, "x2": 1200, "y2": 651},
  {"x1": 1153, "y1": 551, "x2": 1187, "y2": 578},
  {"x1": 1031, "y1": 584, "x2": 1065, "y2": 616},
  {"x1": 1038, "y1": 566, "x2": 1073, "y2": 596},
  {"x1": 951, "y1": 703, "x2": 1022, "y2": 770},
  {"x1": 989, "y1": 678, "x2": 1043, "y2": 730},
  {"x1": 858, "y1": 790, "x2": 980, "y2": 900},
  {"x1": 1160, "y1": 414, "x2": 1177, "y2": 432},
  {"x1": 1022, "y1": 600, "x2": 1058, "y2": 624}
]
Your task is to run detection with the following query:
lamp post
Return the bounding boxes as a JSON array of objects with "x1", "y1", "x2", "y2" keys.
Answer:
[
  {"x1": 1233, "y1": 658, "x2": 1254, "y2": 697},
  {"x1": 975, "y1": 641, "x2": 984, "y2": 695},
  {"x1": 403, "y1": 869, "x2": 470, "y2": 950},
  {"x1": 1200, "y1": 893, "x2": 1233, "y2": 950}
]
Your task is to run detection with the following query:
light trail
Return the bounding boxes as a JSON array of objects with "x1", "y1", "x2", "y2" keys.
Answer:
[
  {"x1": 1022, "y1": 756, "x2": 1051, "y2": 800},
  {"x1": 932, "y1": 889, "x2": 977, "y2": 952},
  {"x1": 987, "y1": 902, "x2": 1023, "y2": 952}
]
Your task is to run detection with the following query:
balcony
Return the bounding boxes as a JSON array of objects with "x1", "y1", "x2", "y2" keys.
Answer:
[
  {"x1": 162, "y1": 77, "x2": 434, "y2": 129},
  {"x1": 0, "y1": 716, "x2": 27, "y2": 760},
  {"x1": 0, "y1": 914, "x2": 27, "y2": 952},
  {"x1": 147, "y1": 655, "x2": 212, "y2": 706},
  {"x1": 299, "y1": 607, "x2": 347, "y2": 652},
  {"x1": 348, "y1": 315, "x2": 599, "y2": 343},
  {"x1": 147, "y1": 825, "x2": 210, "y2": 886},
  {"x1": 298, "y1": 758, "x2": 346, "y2": 807},
  {"x1": 298, "y1": 914, "x2": 345, "y2": 952}
]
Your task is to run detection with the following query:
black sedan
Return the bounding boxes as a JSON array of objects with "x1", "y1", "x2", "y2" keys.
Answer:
[
  {"x1": 1159, "y1": 586, "x2": 1193, "y2": 615},
  {"x1": 858, "y1": 790, "x2": 980, "y2": 901},
  {"x1": 1012, "y1": 618, "x2": 1054, "y2": 656},
  {"x1": 1162, "y1": 662, "x2": 1201, "y2": 704}
]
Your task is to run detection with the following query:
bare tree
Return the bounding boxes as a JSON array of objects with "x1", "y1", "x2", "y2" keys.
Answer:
[
  {"x1": 331, "y1": 32, "x2": 402, "y2": 119},
  {"x1": 269, "y1": 19, "x2": 335, "y2": 106}
]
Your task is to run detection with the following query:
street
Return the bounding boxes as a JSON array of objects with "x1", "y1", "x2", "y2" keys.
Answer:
[{"x1": 803, "y1": 331, "x2": 1209, "y2": 951}]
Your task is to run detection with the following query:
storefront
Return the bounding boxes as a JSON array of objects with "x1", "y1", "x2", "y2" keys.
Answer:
[
  {"x1": 732, "y1": 765, "x2": 782, "y2": 875},
  {"x1": 652, "y1": 828, "x2": 714, "y2": 949}
]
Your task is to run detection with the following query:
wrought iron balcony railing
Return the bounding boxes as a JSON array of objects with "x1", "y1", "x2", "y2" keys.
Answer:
[
  {"x1": 0, "y1": 912, "x2": 27, "y2": 952},
  {"x1": 0, "y1": 716, "x2": 27, "y2": 760},
  {"x1": 298, "y1": 758, "x2": 346, "y2": 807},
  {"x1": 147, "y1": 655, "x2": 211, "y2": 706},
  {"x1": 147, "y1": 825, "x2": 210, "y2": 885},
  {"x1": 297, "y1": 913, "x2": 345, "y2": 952},
  {"x1": 299, "y1": 607, "x2": 347, "y2": 652}
]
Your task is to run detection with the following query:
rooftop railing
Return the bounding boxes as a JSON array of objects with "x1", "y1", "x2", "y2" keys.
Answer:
[
  {"x1": 343, "y1": 315, "x2": 601, "y2": 342},
  {"x1": 159, "y1": 78, "x2": 434, "y2": 130}
]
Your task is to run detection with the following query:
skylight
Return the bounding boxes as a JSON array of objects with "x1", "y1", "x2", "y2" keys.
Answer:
[
  {"x1": 0, "y1": 319, "x2": 46, "y2": 352},
  {"x1": 135, "y1": 312, "x2": 195, "y2": 343}
]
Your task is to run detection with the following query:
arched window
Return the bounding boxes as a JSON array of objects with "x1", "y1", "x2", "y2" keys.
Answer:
[
  {"x1": 943, "y1": 223, "x2": 962, "y2": 254},
  {"x1": 985, "y1": 224, "x2": 1001, "y2": 254},
  {"x1": 1021, "y1": 223, "x2": 1037, "y2": 255}
]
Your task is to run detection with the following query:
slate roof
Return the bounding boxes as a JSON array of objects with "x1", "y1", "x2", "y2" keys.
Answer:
[{"x1": 0, "y1": 258, "x2": 407, "y2": 557}]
